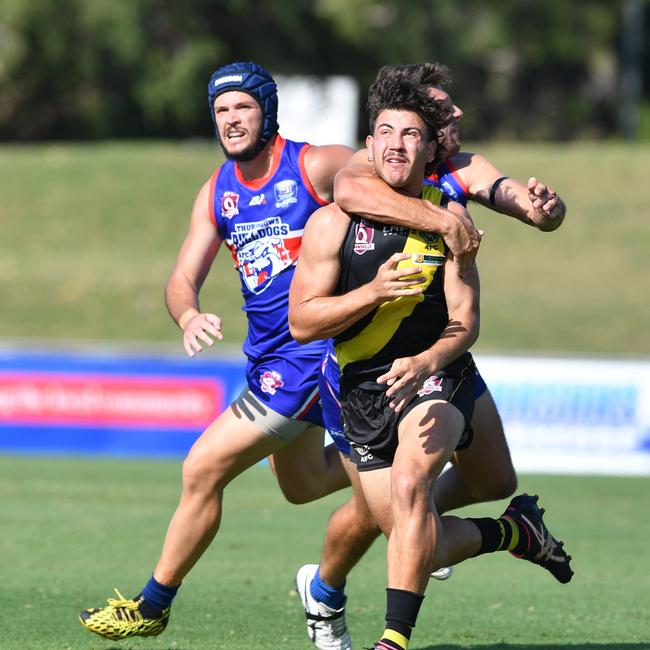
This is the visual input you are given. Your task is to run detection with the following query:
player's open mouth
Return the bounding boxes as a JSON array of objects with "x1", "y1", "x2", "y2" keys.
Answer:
[{"x1": 226, "y1": 130, "x2": 246, "y2": 140}]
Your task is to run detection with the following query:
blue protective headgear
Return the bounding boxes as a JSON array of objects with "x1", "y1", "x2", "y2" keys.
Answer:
[{"x1": 207, "y1": 61, "x2": 279, "y2": 143}]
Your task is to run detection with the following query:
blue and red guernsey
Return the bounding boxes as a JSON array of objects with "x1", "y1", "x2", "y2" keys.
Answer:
[
  {"x1": 209, "y1": 135, "x2": 328, "y2": 360},
  {"x1": 425, "y1": 157, "x2": 469, "y2": 206}
]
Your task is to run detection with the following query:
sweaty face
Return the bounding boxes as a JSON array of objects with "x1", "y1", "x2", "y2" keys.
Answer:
[
  {"x1": 428, "y1": 86, "x2": 463, "y2": 158},
  {"x1": 366, "y1": 109, "x2": 436, "y2": 194},
  {"x1": 213, "y1": 90, "x2": 264, "y2": 161}
]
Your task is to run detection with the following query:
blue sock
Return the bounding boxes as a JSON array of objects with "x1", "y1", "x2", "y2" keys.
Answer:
[
  {"x1": 309, "y1": 566, "x2": 346, "y2": 610},
  {"x1": 141, "y1": 575, "x2": 179, "y2": 612}
]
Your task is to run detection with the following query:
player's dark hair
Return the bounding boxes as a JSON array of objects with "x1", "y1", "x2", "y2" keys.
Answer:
[
  {"x1": 367, "y1": 76, "x2": 453, "y2": 174},
  {"x1": 374, "y1": 62, "x2": 450, "y2": 89}
]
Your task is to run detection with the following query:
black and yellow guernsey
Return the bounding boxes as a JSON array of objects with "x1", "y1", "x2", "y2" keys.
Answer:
[{"x1": 334, "y1": 185, "x2": 456, "y2": 387}]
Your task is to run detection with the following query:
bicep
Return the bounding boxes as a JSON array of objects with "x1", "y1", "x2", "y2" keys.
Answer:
[
  {"x1": 304, "y1": 145, "x2": 354, "y2": 202},
  {"x1": 291, "y1": 207, "x2": 347, "y2": 304}
]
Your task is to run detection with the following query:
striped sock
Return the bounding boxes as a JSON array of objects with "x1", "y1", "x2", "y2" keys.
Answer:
[
  {"x1": 468, "y1": 517, "x2": 521, "y2": 555},
  {"x1": 377, "y1": 631, "x2": 410, "y2": 649},
  {"x1": 376, "y1": 588, "x2": 424, "y2": 650},
  {"x1": 375, "y1": 640, "x2": 404, "y2": 650}
]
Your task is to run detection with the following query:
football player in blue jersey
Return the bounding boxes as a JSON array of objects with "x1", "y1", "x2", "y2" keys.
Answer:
[
  {"x1": 292, "y1": 63, "x2": 568, "y2": 650},
  {"x1": 77, "y1": 60, "x2": 358, "y2": 641}
]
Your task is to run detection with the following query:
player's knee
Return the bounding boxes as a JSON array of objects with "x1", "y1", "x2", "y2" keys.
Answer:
[
  {"x1": 478, "y1": 468, "x2": 518, "y2": 502},
  {"x1": 391, "y1": 467, "x2": 430, "y2": 513},
  {"x1": 277, "y1": 479, "x2": 316, "y2": 505},
  {"x1": 326, "y1": 497, "x2": 381, "y2": 541},
  {"x1": 491, "y1": 470, "x2": 518, "y2": 500},
  {"x1": 346, "y1": 497, "x2": 381, "y2": 535},
  {"x1": 181, "y1": 450, "x2": 224, "y2": 495}
]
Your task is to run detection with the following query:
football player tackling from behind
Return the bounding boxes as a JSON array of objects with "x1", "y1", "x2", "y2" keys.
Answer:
[
  {"x1": 289, "y1": 73, "x2": 572, "y2": 650},
  {"x1": 293, "y1": 62, "x2": 569, "y2": 650}
]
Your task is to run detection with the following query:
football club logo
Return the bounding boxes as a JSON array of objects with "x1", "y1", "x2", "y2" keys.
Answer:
[
  {"x1": 421, "y1": 231, "x2": 440, "y2": 245},
  {"x1": 417, "y1": 375, "x2": 444, "y2": 396},
  {"x1": 413, "y1": 252, "x2": 445, "y2": 266},
  {"x1": 441, "y1": 180, "x2": 459, "y2": 201},
  {"x1": 248, "y1": 193, "x2": 266, "y2": 206},
  {"x1": 221, "y1": 191, "x2": 240, "y2": 218},
  {"x1": 353, "y1": 222, "x2": 375, "y2": 255},
  {"x1": 259, "y1": 370, "x2": 284, "y2": 395},
  {"x1": 353, "y1": 444, "x2": 375, "y2": 463},
  {"x1": 274, "y1": 180, "x2": 298, "y2": 208},
  {"x1": 230, "y1": 218, "x2": 296, "y2": 295}
]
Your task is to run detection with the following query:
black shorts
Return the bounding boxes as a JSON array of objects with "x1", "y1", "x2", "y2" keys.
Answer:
[{"x1": 341, "y1": 353, "x2": 476, "y2": 471}]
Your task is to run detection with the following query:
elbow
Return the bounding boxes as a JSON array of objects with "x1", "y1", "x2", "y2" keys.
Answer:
[
  {"x1": 290, "y1": 328, "x2": 314, "y2": 345},
  {"x1": 470, "y1": 319, "x2": 480, "y2": 348},
  {"x1": 288, "y1": 316, "x2": 317, "y2": 345},
  {"x1": 333, "y1": 175, "x2": 358, "y2": 212},
  {"x1": 288, "y1": 297, "x2": 326, "y2": 344},
  {"x1": 467, "y1": 311, "x2": 480, "y2": 348}
]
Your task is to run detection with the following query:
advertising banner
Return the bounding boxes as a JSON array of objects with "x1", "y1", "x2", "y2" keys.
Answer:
[
  {"x1": 1, "y1": 347, "x2": 649, "y2": 475},
  {"x1": 476, "y1": 355, "x2": 650, "y2": 476},
  {"x1": 0, "y1": 347, "x2": 244, "y2": 457}
]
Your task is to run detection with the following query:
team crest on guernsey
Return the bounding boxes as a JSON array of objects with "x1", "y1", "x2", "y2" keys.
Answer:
[
  {"x1": 221, "y1": 191, "x2": 240, "y2": 218},
  {"x1": 259, "y1": 370, "x2": 284, "y2": 395},
  {"x1": 441, "y1": 180, "x2": 459, "y2": 201},
  {"x1": 230, "y1": 217, "x2": 297, "y2": 295},
  {"x1": 274, "y1": 180, "x2": 298, "y2": 208},
  {"x1": 353, "y1": 222, "x2": 375, "y2": 255},
  {"x1": 417, "y1": 375, "x2": 444, "y2": 396}
]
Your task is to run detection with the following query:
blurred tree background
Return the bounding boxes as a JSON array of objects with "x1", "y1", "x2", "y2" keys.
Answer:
[{"x1": 1, "y1": 0, "x2": 648, "y2": 142}]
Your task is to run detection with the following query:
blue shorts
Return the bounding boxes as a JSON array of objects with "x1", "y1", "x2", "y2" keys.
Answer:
[
  {"x1": 320, "y1": 342, "x2": 488, "y2": 457},
  {"x1": 319, "y1": 343, "x2": 350, "y2": 456},
  {"x1": 474, "y1": 364, "x2": 488, "y2": 399},
  {"x1": 245, "y1": 351, "x2": 324, "y2": 427}
]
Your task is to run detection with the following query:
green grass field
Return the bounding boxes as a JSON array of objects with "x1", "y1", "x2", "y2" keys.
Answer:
[
  {"x1": 1, "y1": 455, "x2": 648, "y2": 649},
  {"x1": 0, "y1": 141, "x2": 649, "y2": 356}
]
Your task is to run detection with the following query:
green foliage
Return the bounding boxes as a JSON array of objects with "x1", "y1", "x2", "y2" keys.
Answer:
[
  {"x1": 0, "y1": 0, "x2": 647, "y2": 140},
  {"x1": 0, "y1": 456, "x2": 649, "y2": 648}
]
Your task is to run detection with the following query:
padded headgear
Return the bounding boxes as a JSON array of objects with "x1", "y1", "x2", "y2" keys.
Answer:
[{"x1": 207, "y1": 61, "x2": 279, "y2": 143}]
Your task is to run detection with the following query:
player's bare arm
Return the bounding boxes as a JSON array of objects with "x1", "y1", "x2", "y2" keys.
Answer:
[
  {"x1": 333, "y1": 149, "x2": 481, "y2": 275},
  {"x1": 165, "y1": 178, "x2": 224, "y2": 357},
  {"x1": 455, "y1": 152, "x2": 567, "y2": 231},
  {"x1": 378, "y1": 224, "x2": 480, "y2": 413},
  {"x1": 302, "y1": 144, "x2": 354, "y2": 202},
  {"x1": 289, "y1": 205, "x2": 425, "y2": 343}
]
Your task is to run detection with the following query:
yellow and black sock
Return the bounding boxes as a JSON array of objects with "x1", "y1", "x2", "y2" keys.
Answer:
[
  {"x1": 376, "y1": 588, "x2": 424, "y2": 650},
  {"x1": 468, "y1": 516, "x2": 522, "y2": 555}
]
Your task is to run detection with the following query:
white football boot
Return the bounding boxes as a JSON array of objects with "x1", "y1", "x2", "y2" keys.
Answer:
[
  {"x1": 295, "y1": 564, "x2": 352, "y2": 650},
  {"x1": 430, "y1": 566, "x2": 453, "y2": 581}
]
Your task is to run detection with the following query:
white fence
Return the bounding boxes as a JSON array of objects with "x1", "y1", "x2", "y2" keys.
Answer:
[{"x1": 474, "y1": 355, "x2": 650, "y2": 476}]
